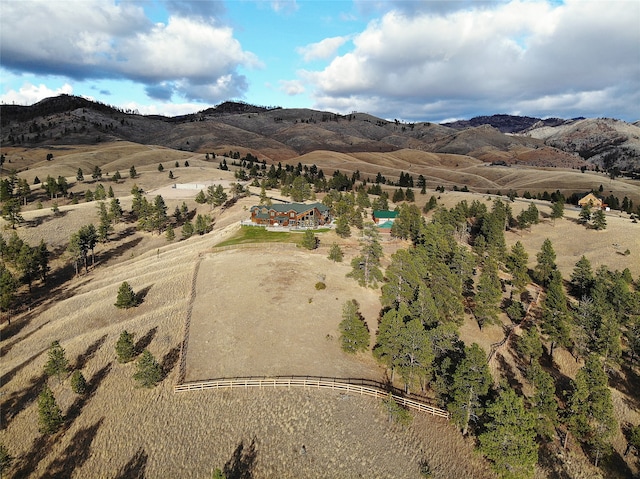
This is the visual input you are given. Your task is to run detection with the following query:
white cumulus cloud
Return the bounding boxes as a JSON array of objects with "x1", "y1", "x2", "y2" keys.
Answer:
[
  {"x1": 0, "y1": 0, "x2": 260, "y2": 103},
  {"x1": 305, "y1": 0, "x2": 640, "y2": 121},
  {"x1": 279, "y1": 80, "x2": 305, "y2": 96},
  {"x1": 1, "y1": 82, "x2": 74, "y2": 106},
  {"x1": 297, "y1": 36, "x2": 350, "y2": 62}
]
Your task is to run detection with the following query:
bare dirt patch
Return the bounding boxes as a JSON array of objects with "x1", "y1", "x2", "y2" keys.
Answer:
[{"x1": 186, "y1": 247, "x2": 383, "y2": 381}]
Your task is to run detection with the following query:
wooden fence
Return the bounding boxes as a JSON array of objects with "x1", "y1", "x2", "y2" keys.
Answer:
[{"x1": 174, "y1": 376, "x2": 449, "y2": 419}]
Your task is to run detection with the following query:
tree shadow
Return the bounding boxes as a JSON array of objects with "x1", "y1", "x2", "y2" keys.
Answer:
[
  {"x1": 161, "y1": 345, "x2": 181, "y2": 380},
  {"x1": 40, "y1": 418, "x2": 104, "y2": 479},
  {"x1": 224, "y1": 437, "x2": 258, "y2": 479},
  {"x1": 134, "y1": 327, "x2": 157, "y2": 355},
  {"x1": 112, "y1": 226, "x2": 137, "y2": 242},
  {"x1": 66, "y1": 363, "x2": 112, "y2": 424},
  {"x1": 540, "y1": 348, "x2": 573, "y2": 399},
  {"x1": 609, "y1": 364, "x2": 640, "y2": 412},
  {"x1": 135, "y1": 284, "x2": 153, "y2": 305},
  {"x1": 114, "y1": 447, "x2": 148, "y2": 479},
  {"x1": 536, "y1": 444, "x2": 572, "y2": 479},
  {"x1": 24, "y1": 210, "x2": 69, "y2": 228},
  {"x1": 11, "y1": 431, "x2": 53, "y2": 478},
  {"x1": 1, "y1": 266, "x2": 87, "y2": 354},
  {"x1": 599, "y1": 450, "x2": 634, "y2": 479},
  {"x1": 495, "y1": 352, "x2": 523, "y2": 395},
  {"x1": 0, "y1": 372, "x2": 47, "y2": 430},
  {"x1": 97, "y1": 236, "x2": 143, "y2": 265},
  {"x1": 0, "y1": 348, "x2": 45, "y2": 387},
  {"x1": 74, "y1": 334, "x2": 108, "y2": 370}
]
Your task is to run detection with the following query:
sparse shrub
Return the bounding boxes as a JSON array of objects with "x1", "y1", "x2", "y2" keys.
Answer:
[
  {"x1": 382, "y1": 394, "x2": 412, "y2": 426},
  {"x1": 624, "y1": 249, "x2": 631, "y2": 256},
  {"x1": 315, "y1": 282, "x2": 326, "y2": 290}
]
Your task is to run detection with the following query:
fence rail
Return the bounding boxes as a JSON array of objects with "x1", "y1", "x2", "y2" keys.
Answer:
[{"x1": 174, "y1": 376, "x2": 449, "y2": 418}]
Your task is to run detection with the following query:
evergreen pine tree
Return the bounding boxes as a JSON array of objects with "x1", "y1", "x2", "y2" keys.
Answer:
[
  {"x1": 567, "y1": 355, "x2": 617, "y2": 466},
  {"x1": 517, "y1": 325, "x2": 543, "y2": 365},
  {"x1": 133, "y1": 349, "x2": 162, "y2": 388},
  {"x1": 534, "y1": 238, "x2": 557, "y2": 286},
  {"x1": 301, "y1": 230, "x2": 317, "y2": 250},
  {"x1": 116, "y1": 330, "x2": 136, "y2": 363},
  {"x1": 70, "y1": 370, "x2": 87, "y2": 395},
  {"x1": 526, "y1": 361, "x2": 558, "y2": 440},
  {"x1": 479, "y1": 387, "x2": 538, "y2": 479},
  {"x1": 328, "y1": 242, "x2": 343, "y2": 262},
  {"x1": 347, "y1": 222, "x2": 383, "y2": 288},
  {"x1": 541, "y1": 271, "x2": 571, "y2": 359},
  {"x1": 506, "y1": 241, "x2": 529, "y2": 293},
  {"x1": 550, "y1": 199, "x2": 565, "y2": 224},
  {"x1": 115, "y1": 281, "x2": 137, "y2": 309},
  {"x1": 578, "y1": 204, "x2": 591, "y2": 224},
  {"x1": 473, "y1": 258, "x2": 502, "y2": 330},
  {"x1": 165, "y1": 223, "x2": 175, "y2": 241},
  {"x1": 195, "y1": 190, "x2": 206, "y2": 204},
  {"x1": 373, "y1": 306, "x2": 406, "y2": 381},
  {"x1": 339, "y1": 300, "x2": 369, "y2": 353},
  {"x1": 592, "y1": 209, "x2": 607, "y2": 230},
  {"x1": 335, "y1": 214, "x2": 351, "y2": 238},
  {"x1": 38, "y1": 384, "x2": 63, "y2": 434},
  {"x1": 449, "y1": 343, "x2": 492, "y2": 436},
  {"x1": 44, "y1": 340, "x2": 69, "y2": 383},
  {"x1": 570, "y1": 255, "x2": 594, "y2": 298},
  {"x1": 182, "y1": 220, "x2": 194, "y2": 239}
]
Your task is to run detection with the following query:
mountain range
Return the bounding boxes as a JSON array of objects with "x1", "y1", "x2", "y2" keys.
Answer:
[{"x1": 2, "y1": 95, "x2": 639, "y2": 172}]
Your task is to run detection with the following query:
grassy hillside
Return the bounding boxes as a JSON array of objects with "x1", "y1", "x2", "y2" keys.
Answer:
[{"x1": 1, "y1": 141, "x2": 639, "y2": 478}]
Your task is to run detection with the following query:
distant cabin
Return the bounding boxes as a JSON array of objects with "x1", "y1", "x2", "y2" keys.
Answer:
[
  {"x1": 578, "y1": 193, "x2": 603, "y2": 209},
  {"x1": 372, "y1": 210, "x2": 398, "y2": 231},
  {"x1": 250, "y1": 203, "x2": 331, "y2": 228}
]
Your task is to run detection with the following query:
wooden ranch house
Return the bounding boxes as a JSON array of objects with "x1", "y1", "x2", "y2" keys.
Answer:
[
  {"x1": 578, "y1": 193, "x2": 603, "y2": 209},
  {"x1": 250, "y1": 203, "x2": 331, "y2": 228}
]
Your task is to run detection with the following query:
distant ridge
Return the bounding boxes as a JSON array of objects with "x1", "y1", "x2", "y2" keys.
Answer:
[
  {"x1": 442, "y1": 114, "x2": 584, "y2": 133},
  {"x1": 1, "y1": 94, "x2": 637, "y2": 171}
]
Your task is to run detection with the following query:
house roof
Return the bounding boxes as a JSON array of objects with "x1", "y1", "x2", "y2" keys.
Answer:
[
  {"x1": 578, "y1": 193, "x2": 602, "y2": 206},
  {"x1": 377, "y1": 220, "x2": 395, "y2": 229},
  {"x1": 373, "y1": 210, "x2": 398, "y2": 219},
  {"x1": 250, "y1": 202, "x2": 329, "y2": 215}
]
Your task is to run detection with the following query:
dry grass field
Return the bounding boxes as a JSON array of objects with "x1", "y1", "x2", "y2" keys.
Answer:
[{"x1": 1, "y1": 142, "x2": 639, "y2": 478}]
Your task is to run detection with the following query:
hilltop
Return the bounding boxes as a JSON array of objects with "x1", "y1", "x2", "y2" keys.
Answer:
[{"x1": 2, "y1": 95, "x2": 639, "y2": 172}]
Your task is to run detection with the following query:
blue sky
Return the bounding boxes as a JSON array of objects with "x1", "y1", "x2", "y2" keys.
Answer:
[{"x1": 1, "y1": 0, "x2": 639, "y2": 122}]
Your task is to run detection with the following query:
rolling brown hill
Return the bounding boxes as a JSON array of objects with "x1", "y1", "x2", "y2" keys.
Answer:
[{"x1": 3, "y1": 95, "x2": 638, "y2": 172}]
